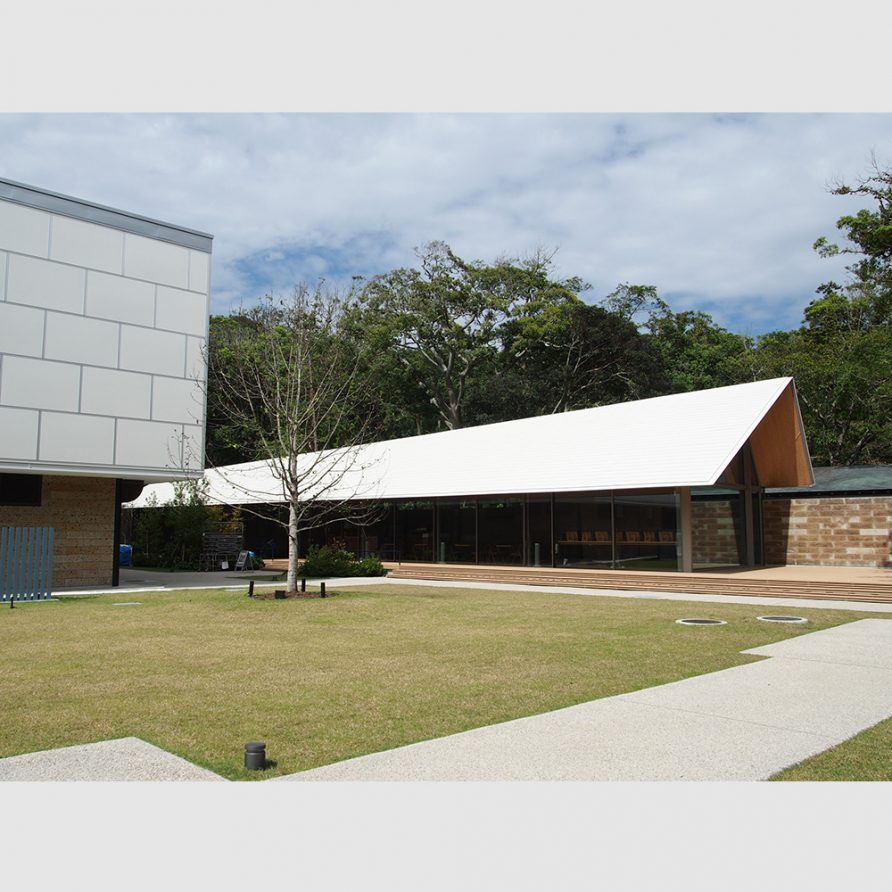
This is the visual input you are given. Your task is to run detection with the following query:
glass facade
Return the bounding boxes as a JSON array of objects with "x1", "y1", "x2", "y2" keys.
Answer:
[
  {"x1": 437, "y1": 500, "x2": 477, "y2": 562},
  {"x1": 245, "y1": 456, "x2": 763, "y2": 572},
  {"x1": 396, "y1": 501, "x2": 435, "y2": 562},
  {"x1": 525, "y1": 497, "x2": 552, "y2": 567},
  {"x1": 478, "y1": 498, "x2": 524, "y2": 564},
  {"x1": 554, "y1": 494, "x2": 613, "y2": 568},
  {"x1": 285, "y1": 491, "x2": 690, "y2": 570},
  {"x1": 613, "y1": 492, "x2": 679, "y2": 570}
]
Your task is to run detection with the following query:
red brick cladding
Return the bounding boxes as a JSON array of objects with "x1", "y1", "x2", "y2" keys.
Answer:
[
  {"x1": 0, "y1": 476, "x2": 115, "y2": 587},
  {"x1": 764, "y1": 495, "x2": 892, "y2": 568}
]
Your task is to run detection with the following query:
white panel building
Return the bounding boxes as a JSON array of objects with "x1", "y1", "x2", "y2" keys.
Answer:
[{"x1": 0, "y1": 178, "x2": 212, "y2": 587}]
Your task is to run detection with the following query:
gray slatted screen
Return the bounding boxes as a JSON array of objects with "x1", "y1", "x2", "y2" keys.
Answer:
[{"x1": 0, "y1": 527, "x2": 55, "y2": 600}]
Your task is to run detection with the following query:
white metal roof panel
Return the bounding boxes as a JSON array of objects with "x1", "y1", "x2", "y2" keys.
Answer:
[{"x1": 127, "y1": 377, "x2": 799, "y2": 507}]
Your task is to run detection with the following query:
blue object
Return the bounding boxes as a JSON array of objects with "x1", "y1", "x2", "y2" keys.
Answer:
[{"x1": 119, "y1": 544, "x2": 133, "y2": 567}]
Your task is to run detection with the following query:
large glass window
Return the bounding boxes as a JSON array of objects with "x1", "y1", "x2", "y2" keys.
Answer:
[
  {"x1": 243, "y1": 503, "x2": 289, "y2": 558},
  {"x1": 613, "y1": 492, "x2": 678, "y2": 570},
  {"x1": 554, "y1": 494, "x2": 612, "y2": 568},
  {"x1": 437, "y1": 500, "x2": 477, "y2": 562},
  {"x1": 360, "y1": 503, "x2": 394, "y2": 559},
  {"x1": 478, "y1": 498, "x2": 523, "y2": 564},
  {"x1": 526, "y1": 497, "x2": 552, "y2": 567},
  {"x1": 395, "y1": 501, "x2": 434, "y2": 562},
  {"x1": 327, "y1": 517, "x2": 362, "y2": 557}
]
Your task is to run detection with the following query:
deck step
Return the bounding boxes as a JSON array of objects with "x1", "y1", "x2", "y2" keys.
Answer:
[{"x1": 386, "y1": 566, "x2": 892, "y2": 604}]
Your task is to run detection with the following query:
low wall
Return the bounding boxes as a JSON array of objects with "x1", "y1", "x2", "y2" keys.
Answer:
[
  {"x1": 0, "y1": 475, "x2": 116, "y2": 587},
  {"x1": 764, "y1": 495, "x2": 892, "y2": 568}
]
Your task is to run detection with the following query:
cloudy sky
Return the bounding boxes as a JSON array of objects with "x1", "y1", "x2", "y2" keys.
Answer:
[{"x1": 2, "y1": 113, "x2": 891, "y2": 334}]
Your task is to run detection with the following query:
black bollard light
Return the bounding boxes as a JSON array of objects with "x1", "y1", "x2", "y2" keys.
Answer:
[
  {"x1": 9, "y1": 595, "x2": 14, "y2": 609},
  {"x1": 320, "y1": 582, "x2": 326, "y2": 598},
  {"x1": 248, "y1": 581, "x2": 255, "y2": 598},
  {"x1": 301, "y1": 577, "x2": 306, "y2": 593},
  {"x1": 244, "y1": 741, "x2": 266, "y2": 770}
]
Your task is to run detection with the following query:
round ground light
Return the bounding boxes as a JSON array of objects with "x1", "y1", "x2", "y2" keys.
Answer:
[
  {"x1": 675, "y1": 618, "x2": 727, "y2": 626},
  {"x1": 757, "y1": 615, "x2": 808, "y2": 624}
]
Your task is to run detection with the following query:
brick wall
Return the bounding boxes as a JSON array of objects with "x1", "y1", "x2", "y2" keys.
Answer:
[
  {"x1": 0, "y1": 475, "x2": 115, "y2": 587},
  {"x1": 764, "y1": 495, "x2": 892, "y2": 568},
  {"x1": 692, "y1": 498, "x2": 744, "y2": 565}
]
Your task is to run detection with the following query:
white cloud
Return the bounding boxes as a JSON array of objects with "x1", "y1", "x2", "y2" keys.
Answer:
[{"x1": 1, "y1": 113, "x2": 890, "y2": 332}]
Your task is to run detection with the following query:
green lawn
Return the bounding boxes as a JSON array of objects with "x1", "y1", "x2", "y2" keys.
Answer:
[
  {"x1": 771, "y1": 716, "x2": 892, "y2": 781},
  {"x1": 0, "y1": 584, "x2": 877, "y2": 780}
]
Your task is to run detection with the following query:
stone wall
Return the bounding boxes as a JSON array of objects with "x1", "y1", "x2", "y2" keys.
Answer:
[
  {"x1": 764, "y1": 495, "x2": 892, "y2": 568},
  {"x1": 691, "y1": 497, "x2": 744, "y2": 566},
  {"x1": 0, "y1": 475, "x2": 115, "y2": 587}
]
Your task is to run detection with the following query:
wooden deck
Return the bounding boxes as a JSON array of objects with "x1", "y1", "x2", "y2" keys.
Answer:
[
  {"x1": 263, "y1": 557, "x2": 892, "y2": 603},
  {"x1": 384, "y1": 562, "x2": 892, "y2": 604}
]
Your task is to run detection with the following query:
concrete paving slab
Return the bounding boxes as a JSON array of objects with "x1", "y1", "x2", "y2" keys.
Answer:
[
  {"x1": 619, "y1": 657, "x2": 892, "y2": 738},
  {"x1": 0, "y1": 737, "x2": 225, "y2": 782},
  {"x1": 364, "y1": 576, "x2": 892, "y2": 614},
  {"x1": 280, "y1": 618, "x2": 892, "y2": 782},
  {"x1": 743, "y1": 618, "x2": 892, "y2": 669},
  {"x1": 279, "y1": 697, "x2": 834, "y2": 782}
]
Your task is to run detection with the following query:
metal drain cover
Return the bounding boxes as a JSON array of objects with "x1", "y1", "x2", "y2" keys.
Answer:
[
  {"x1": 757, "y1": 615, "x2": 808, "y2": 624},
  {"x1": 675, "y1": 618, "x2": 727, "y2": 626}
]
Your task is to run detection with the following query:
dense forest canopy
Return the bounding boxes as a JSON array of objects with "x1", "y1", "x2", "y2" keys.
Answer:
[{"x1": 205, "y1": 159, "x2": 892, "y2": 469}]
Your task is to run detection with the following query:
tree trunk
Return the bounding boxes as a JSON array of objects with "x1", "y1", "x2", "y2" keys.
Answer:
[{"x1": 287, "y1": 501, "x2": 299, "y2": 592}]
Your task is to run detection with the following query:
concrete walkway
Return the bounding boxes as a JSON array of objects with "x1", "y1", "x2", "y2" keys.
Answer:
[
  {"x1": 56, "y1": 567, "x2": 287, "y2": 595},
  {"x1": 280, "y1": 618, "x2": 892, "y2": 781},
  {"x1": 0, "y1": 737, "x2": 224, "y2": 781},
  {"x1": 57, "y1": 569, "x2": 892, "y2": 613}
]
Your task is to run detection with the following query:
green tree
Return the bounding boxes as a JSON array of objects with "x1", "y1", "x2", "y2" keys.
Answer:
[
  {"x1": 482, "y1": 298, "x2": 662, "y2": 419},
  {"x1": 207, "y1": 284, "x2": 382, "y2": 591},
  {"x1": 603, "y1": 283, "x2": 749, "y2": 395},
  {"x1": 735, "y1": 158, "x2": 892, "y2": 464},
  {"x1": 129, "y1": 478, "x2": 217, "y2": 569},
  {"x1": 643, "y1": 301, "x2": 749, "y2": 394},
  {"x1": 812, "y1": 155, "x2": 892, "y2": 327},
  {"x1": 354, "y1": 242, "x2": 586, "y2": 430},
  {"x1": 205, "y1": 314, "x2": 269, "y2": 465}
]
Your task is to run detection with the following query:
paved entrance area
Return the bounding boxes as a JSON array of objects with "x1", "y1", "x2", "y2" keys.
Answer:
[
  {"x1": 279, "y1": 618, "x2": 892, "y2": 781},
  {"x1": 57, "y1": 567, "x2": 286, "y2": 595}
]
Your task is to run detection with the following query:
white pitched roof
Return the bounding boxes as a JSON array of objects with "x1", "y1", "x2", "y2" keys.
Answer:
[{"x1": 126, "y1": 377, "x2": 811, "y2": 507}]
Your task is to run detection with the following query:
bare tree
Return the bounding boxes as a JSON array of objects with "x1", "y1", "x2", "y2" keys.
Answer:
[{"x1": 207, "y1": 284, "x2": 382, "y2": 591}]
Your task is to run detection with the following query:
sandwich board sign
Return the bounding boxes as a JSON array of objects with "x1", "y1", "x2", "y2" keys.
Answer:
[{"x1": 235, "y1": 551, "x2": 250, "y2": 571}]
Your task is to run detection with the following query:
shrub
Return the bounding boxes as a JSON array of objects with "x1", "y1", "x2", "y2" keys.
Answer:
[
  {"x1": 354, "y1": 556, "x2": 387, "y2": 576},
  {"x1": 128, "y1": 479, "x2": 218, "y2": 570},
  {"x1": 299, "y1": 545, "x2": 387, "y2": 578},
  {"x1": 300, "y1": 545, "x2": 356, "y2": 578}
]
